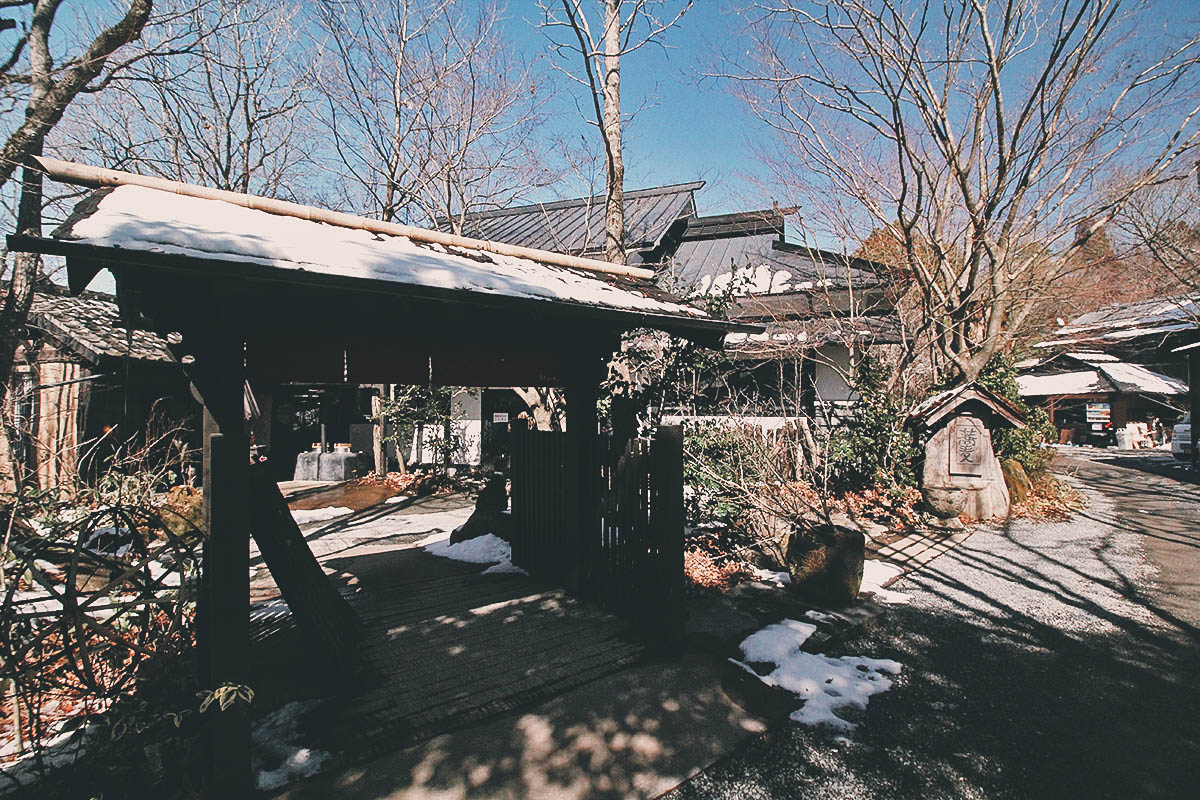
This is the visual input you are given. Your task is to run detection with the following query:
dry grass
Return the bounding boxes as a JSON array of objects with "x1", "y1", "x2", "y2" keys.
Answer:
[
  {"x1": 684, "y1": 548, "x2": 749, "y2": 594},
  {"x1": 1011, "y1": 473, "x2": 1087, "y2": 521},
  {"x1": 839, "y1": 486, "x2": 924, "y2": 530}
]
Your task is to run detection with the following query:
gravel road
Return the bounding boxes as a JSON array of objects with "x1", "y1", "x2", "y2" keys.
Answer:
[{"x1": 666, "y1": 459, "x2": 1200, "y2": 799}]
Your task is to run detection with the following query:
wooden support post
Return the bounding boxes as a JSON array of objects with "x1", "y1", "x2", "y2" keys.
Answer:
[
  {"x1": 196, "y1": 333, "x2": 251, "y2": 798},
  {"x1": 566, "y1": 350, "x2": 607, "y2": 598},
  {"x1": 650, "y1": 425, "x2": 685, "y2": 645},
  {"x1": 1190, "y1": 352, "x2": 1198, "y2": 471},
  {"x1": 566, "y1": 378, "x2": 599, "y2": 596}
]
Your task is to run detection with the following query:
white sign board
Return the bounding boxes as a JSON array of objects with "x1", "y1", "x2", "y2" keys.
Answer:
[{"x1": 492, "y1": 412, "x2": 509, "y2": 423}]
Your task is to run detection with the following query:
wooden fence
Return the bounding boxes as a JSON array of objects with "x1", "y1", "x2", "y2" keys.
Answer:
[
  {"x1": 509, "y1": 424, "x2": 684, "y2": 640},
  {"x1": 508, "y1": 426, "x2": 575, "y2": 580}
]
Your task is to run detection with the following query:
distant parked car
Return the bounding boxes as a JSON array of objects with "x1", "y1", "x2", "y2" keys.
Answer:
[{"x1": 1172, "y1": 414, "x2": 1192, "y2": 461}]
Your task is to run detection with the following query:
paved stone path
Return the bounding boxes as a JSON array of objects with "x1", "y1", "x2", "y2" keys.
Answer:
[{"x1": 873, "y1": 529, "x2": 973, "y2": 580}]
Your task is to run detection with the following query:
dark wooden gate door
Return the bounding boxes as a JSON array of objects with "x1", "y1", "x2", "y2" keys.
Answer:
[{"x1": 509, "y1": 423, "x2": 683, "y2": 639}]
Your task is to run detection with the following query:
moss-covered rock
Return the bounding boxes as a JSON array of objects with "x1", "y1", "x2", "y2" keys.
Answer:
[{"x1": 1000, "y1": 458, "x2": 1032, "y2": 505}]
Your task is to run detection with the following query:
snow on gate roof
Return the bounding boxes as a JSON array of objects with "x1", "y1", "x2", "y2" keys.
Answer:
[{"x1": 50, "y1": 185, "x2": 713, "y2": 324}]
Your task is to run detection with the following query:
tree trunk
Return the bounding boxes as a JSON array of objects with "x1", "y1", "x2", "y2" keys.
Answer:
[
  {"x1": 371, "y1": 390, "x2": 386, "y2": 477},
  {"x1": 601, "y1": 0, "x2": 625, "y2": 265}
]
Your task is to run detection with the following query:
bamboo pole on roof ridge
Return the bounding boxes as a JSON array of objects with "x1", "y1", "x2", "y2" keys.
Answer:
[{"x1": 33, "y1": 157, "x2": 658, "y2": 281}]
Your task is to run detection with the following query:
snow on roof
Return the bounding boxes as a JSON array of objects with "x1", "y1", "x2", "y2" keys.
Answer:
[
  {"x1": 1018, "y1": 370, "x2": 1109, "y2": 397},
  {"x1": 1088, "y1": 360, "x2": 1188, "y2": 395},
  {"x1": 1036, "y1": 295, "x2": 1200, "y2": 348},
  {"x1": 59, "y1": 185, "x2": 709, "y2": 321},
  {"x1": 1017, "y1": 358, "x2": 1188, "y2": 396},
  {"x1": 1065, "y1": 351, "x2": 1118, "y2": 362}
]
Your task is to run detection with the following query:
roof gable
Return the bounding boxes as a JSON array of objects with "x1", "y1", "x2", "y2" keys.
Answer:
[
  {"x1": 663, "y1": 213, "x2": 888, "y2": 297},
  {"x1": 909, "y1": 384, "x2": 1027, "y2": 429}
]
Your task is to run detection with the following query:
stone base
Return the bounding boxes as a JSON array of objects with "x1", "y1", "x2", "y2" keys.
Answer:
[
  {"x1": 294, "y1": 451, "x2": 365, "y2": 482},
  {"x1": 925, "y1": 515, "x2": 965, "y2": 532}
]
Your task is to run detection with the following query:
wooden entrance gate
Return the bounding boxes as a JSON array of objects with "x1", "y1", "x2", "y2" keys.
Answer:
[{"x1": 509, "y1": 424, "x2": 684, "y2": 639}]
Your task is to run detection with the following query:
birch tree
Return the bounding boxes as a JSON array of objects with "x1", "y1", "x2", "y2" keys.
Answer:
[
  {"x1": 314, "y1": 0, "x2": 558, "y2": 229},
  {"x1": 539, "y1": 0, "x2": 692, "y2": 264},
  {"x1": 726, "y1": 0, "x2": 1200, "y2": 383}
]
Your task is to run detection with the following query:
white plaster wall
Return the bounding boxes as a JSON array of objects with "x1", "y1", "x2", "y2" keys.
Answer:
[
  {"x1": 813, "y1": 345, "x2": 857, "y2": 405},
  {"x1": 409, "y1": 388, "x2": 482, "y2": 465}
]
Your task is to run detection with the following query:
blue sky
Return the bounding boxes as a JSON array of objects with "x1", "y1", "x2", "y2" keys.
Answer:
[
  {"x1": 505, "y1": 1, "x2": 771, "y2": 216},
  {"x1": 52, "y1": 0, "x2": 1200, "y2": 223}
]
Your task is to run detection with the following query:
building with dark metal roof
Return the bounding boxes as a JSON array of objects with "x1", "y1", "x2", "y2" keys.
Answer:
[
  {"x1": 660, "y1": 209, "x2": 887, "y2": 296},
  {"x1": 447, "y1": 181, "x2": 703, "y2": 264},
  {"x1": 452, "y1": 186, "x2": 902, "y2": 416},
  {"x1": 1034, "y1": 294, "x2": 1200, "y2": 374}
]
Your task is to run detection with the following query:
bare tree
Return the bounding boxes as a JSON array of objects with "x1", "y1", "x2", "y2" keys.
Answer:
[
  {"x1": 313, "y1": 0, "x2": 559, "y2": 228},
  {"x1": 539, "y1": 0, "x2": 693, "y2": 264},
  {"x1": 1112, "y1": 170, "x2": 1200, "y2": 297},
  {"x1": 0, "y1": 1, "x2": 157, "y2": 490},
  {"x1": 64, "y1": 0, "x2": 314, "y2": 199},
  {"x1": 726, "y1": 0, "x2": 1200, "y2": 383}
]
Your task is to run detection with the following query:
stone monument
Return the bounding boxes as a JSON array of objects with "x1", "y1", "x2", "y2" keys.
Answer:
[{"x1": 908, "y1": 384, "x2": 1026, "y2": 522}]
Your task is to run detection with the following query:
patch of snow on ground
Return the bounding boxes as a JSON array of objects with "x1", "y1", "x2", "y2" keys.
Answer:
[
  {"x1": 290, "y1": 506, "x2": 352, "y2": 525},
  {"x1": 749, "y1": 566, "x2": 792, "y2": 587},
  {"x1": 384, "y1": 495, "x2": 410, "y2": 504},
  {"x1": 421, "y1": 532, "x2": 527, "y2": 575},
  {"x1": 862, "y1": 559, "x2": 911, "y2": 604},
  {"x1": 252, "y1": 700, "x2": 330, "y2": 791},
  {"x1": 734, "y1": 619, "x2": 902, "y2": 731}
]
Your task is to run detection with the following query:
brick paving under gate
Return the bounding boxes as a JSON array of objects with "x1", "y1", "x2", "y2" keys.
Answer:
[{"x1": 248, "y1": 537, "x2": 647, "y2": 765}]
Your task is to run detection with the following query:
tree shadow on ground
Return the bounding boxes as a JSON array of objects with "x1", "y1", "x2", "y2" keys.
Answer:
[
  {"x1": 253, "y1": 544, "x2": 767, "y2": 800},
  {"x1": 666, "y1": 498, "x2": 1200, "y2": 800}
]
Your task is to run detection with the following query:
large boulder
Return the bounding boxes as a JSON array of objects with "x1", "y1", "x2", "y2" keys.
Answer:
[
  {"x1": 784, "y1": 523, "x2": 865, "y2": 604},
  {"x1": 1000, "y1": 459, "x2": 1032, "y2": 505},
  {"x1": 450, "y1": 474, "x2": 511, "y2": 544}
]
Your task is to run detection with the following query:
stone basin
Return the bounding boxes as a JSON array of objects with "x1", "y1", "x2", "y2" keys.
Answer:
[{"x1": 922, "y1": 485, "x2": 968, "y2": 530}]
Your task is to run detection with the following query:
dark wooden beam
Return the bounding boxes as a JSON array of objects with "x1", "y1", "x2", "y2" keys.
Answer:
[
  {"x1": 193, "y1": 331, "x2": 252, "y2": 797},
  {"x1": 8, "y1": 234, "x2": 755, "y2": 341},
  {"x1": 565, "y1": 343, "x2": 614, "y2": 597}
]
